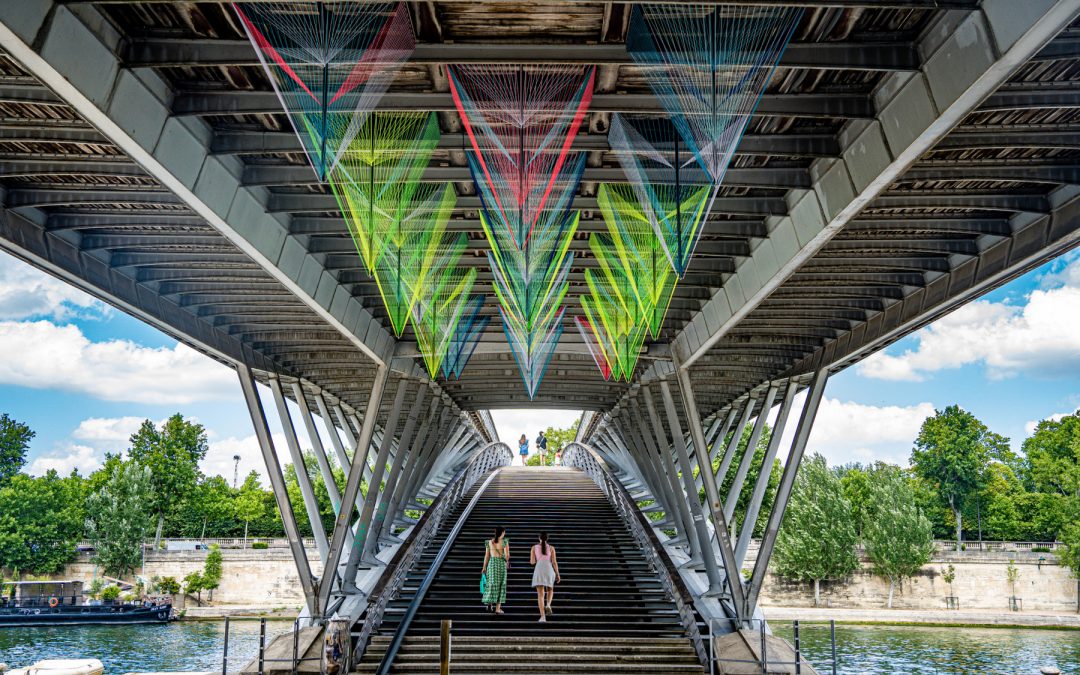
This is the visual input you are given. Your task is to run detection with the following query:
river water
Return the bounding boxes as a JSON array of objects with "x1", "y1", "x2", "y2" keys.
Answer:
[{"x1": 0, "y1": 621, "x2": 1076, "y2": 673}]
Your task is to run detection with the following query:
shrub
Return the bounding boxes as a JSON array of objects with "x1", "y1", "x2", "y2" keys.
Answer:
[
  {"x1": 1031, "y1": 546, "x2": 1052, "y2": 553},
  {"x1": 100, "y1": 585, "x2": 121, "y2": 602},
  {"x1": 87, "y1": 578, "x2": 103, "y2": 600},
  {"x1": 156, "y1": 576, "x2": 180, "y2": 595},
  {"x1": 251, "y1": 541, "x2": 268, "y2": 550}
]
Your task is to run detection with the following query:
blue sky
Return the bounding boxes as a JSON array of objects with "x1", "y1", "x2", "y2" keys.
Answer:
[{"x1": 1, "y1": 246, "x2": 1078, "y2": 478}]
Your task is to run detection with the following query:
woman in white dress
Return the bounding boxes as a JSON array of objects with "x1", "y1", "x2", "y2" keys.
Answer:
[{"x1": 530, "y1": 531, "x2": 560, "y2": 622}]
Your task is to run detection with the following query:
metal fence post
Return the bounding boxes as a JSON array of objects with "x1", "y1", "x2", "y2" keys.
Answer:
[
  {"x1": 830, "y1": 620, "x2": 837, "y2": 675},
  {"x1": 793, "y1": 620, "x2": 801, "y2": 675},
  {"x1": 440, "y1": 618, "x2": 452, "y2": 675},
  {"x1": 221, "y1": 616, "x2": 230, "y2": 675},
  {"x1": 292, "y1": 617, "x2": 299, "y2": 675},
  {"x1": 759, "y1": 619, "x2": 767, "y2": 675},
  {"x1": 258, "y1": 617, "x2": 266, "y2": 675}
]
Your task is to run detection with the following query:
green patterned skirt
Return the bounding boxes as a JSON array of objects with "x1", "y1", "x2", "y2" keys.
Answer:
[{"x1": 482, "y1": 556, "x2": 507, "y2": 606}]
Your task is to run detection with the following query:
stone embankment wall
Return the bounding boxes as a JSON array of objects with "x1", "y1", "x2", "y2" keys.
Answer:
[
  {"x1": 64, "y1": 548, "x2": 321, "y2": 607},
  {"x1": 61, "y1": 547, "x2": 1077, "y2": 613},
  {"x1": 750, "y1": 550, "x2": 1078, "y2": 613}
]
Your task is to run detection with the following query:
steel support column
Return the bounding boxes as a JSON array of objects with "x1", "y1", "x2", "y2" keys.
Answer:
[
  {"x1": 318, "y1": 364, "x2": 390, "y2": 616},
  {"x1": 724, "y1": 384, "x2": 779, "y2": 525},
  {"x1": 347, "y1": 378, "x2": 411, "y2": 573},
  {"x1": 671, "y1": 357, "x2": 749, "y2": 619},
  {"x1": 710, "y1": 408, "x2": 740, "y2": 465},
  {"x1": 634, "y1": 395, "x2": 696, "y2": 551},
  {"x1": 745, "y1": 369, "x2": 829, "y2": 619},
  {"x1": 614, "y1": 416, "x2": 670, "y2": 515},
  {"x1": 715, "y1": 397, "x2": 758, "y2": 487},
  {"x1": 237, "y1": 365, "x2": 318, "y2": 617},
  {"x1": 268, "y1": 376, "x2": 329, "y2": 560},
  {"x1": 388, "y1": 398, "x2": 440, "y2": 525},
  {"x1": 294, "y1": 384, "x2": 341, "y2": 511},
  {"x1": 373, "y1": 383, "x2": 429, "y2": 546},
  {"x1": 653, "y1": 381, "x2": 725, "y2": 594},
  {"x1": 735, "y1": 380, "x2": 800, "y2": 569}
]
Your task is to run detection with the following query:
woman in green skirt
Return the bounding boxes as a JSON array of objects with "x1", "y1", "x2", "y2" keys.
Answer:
[{"x1": 481, "y1": 525, "x2": 509, "y2": 614}]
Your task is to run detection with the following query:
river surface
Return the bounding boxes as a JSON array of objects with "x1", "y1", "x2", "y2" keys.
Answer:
[{"x1": 0, "y1": 621, "x2": 1077, "y2": 673}]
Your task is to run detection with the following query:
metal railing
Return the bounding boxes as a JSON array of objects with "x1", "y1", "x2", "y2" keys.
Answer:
[
  {"x1": 707, "y1": 617, "x2": 838, "y2": 675},
  {"x1": 562, "y1": 442, "x2": 708, "y2": 667},
  {"x1": 352, "y1": 441, "x2": 513, "y2": 670},
  {"x1": 221, "y1": 617, "x2": 323, "y2": 675}
]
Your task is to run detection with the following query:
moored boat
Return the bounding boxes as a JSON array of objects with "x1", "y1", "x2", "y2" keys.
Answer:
[
  {"x1": 6, "y1": 660, "x2": 105, "y2": 675},
  {"x1": 0, "y1": 581, "x2": 172, "y2": 628}
]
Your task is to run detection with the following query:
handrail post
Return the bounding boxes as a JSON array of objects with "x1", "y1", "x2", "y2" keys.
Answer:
[
  {"x1": 830, "y1": 620, "x2": 837, "y2": 675},
  {"x1": 793, "y1": 620, "x2": 801, "y2": 675},
  {"x1": 258, "y1": 617, "x2": 266, "y2": 675},
  {"x1": 292, "y1": 617, "x2": 299, "y2": 675}
]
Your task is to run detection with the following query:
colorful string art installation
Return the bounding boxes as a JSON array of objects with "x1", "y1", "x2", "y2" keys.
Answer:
[
  {"x1": 622, "y1": 4, "x2": 802, "y2": 273},
  {"x1": 448, "y1": 65, "x2": 595, "y2": 398},
  {"x1": 442, "y1": 295, "x2": 490, "y2": 380},
  {"x1": 328, "y1": 112, "x2": 453, "y2": 337},
  {"x1": 234, "y1": 2, "x2": 415, "y2": 181},
  {"x1": 410, "y1": 234, "x2": 479, "y2": 378},
  {"x1": 575, "y1": 233, "x2": 652, "y2": 382}
]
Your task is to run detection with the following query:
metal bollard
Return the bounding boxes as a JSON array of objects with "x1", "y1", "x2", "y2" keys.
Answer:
[
  {"x1": 222, "y1": 616, "x2": 230, "y2": 675},
  {"x1": 258, "y1": 617, "x2": 267, "y2": 675},
  {"x1": 440, "y1": 619, "x2": 452, "y2": 675}
]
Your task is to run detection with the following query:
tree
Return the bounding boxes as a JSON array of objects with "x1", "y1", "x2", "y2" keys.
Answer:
[
  {"x1": 203, "y1": 544, "x2": 223, "y2": 602},
  {"x1": 1023, "y1": 411, "x2": 1080, "y2": 499},
  {"x1": 235, "y1": 471, "x2": 266, "y2": 543},
  {"x1": 156, "y1": 576, "x2": 180, "y2": 595},
  {"x1": 0, "y1": 470, "x2": 84, "y2": 573},
  {"x1": 911, "y1": 405, "x2": 1010, "y2": 551},
  {"x1": 85, "y1": 461, "x2": 154, "y2": 578},
  {"x1": 183, "y1": 571, "x2": 205, "y2": 606},
  {"x1": 128, "y1": 414, "x2": 209, "y2": 548},
  {"x1": 863, "y1": 465, "x2": 935, "y2": 608},
  {"x1": 0, "y1": 413, "x2": 34, "y2": 484},
  {"x1": 840, "y1": 465, "x2": 873, "y2": 537},
  {"x1": 773, "y1": 454, "x2": 860, "y2": 606},
  {"x1": 1058, "y1": 519, "x2": 1080, "y2": 613}
]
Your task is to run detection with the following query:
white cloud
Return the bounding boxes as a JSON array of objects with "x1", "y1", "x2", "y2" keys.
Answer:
[
  {"x1": 29, "y1": 444, "x2": 104, "y2": 476},
  {"x1": 0, "y1": 320, "x2": 235, "y2": 404},
  {"x1": 490, "y1": 409, "x2": 583, "y2": 446},
  {"x1": 202, "y1": 433, "x2": 294, "y2": 485},
  {"x1": 71, "y1": 416, "x2": 151, "y2": 446},
  {"x1": 0, "y1": 257, "x2": 108, "y2": 321},
  {"x1": 857, "y1": 280, "x2": 1080, "y2": 382},
  {"x1": 1024, "y1": 411, "x2": 1074, "y2": 436},
  {"x1": 776, "y1": 395, "x2": 935, "y2": 467}
]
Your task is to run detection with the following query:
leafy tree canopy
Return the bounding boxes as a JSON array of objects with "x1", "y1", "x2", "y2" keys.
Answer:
[
  {"x1": 0, "y1": 413, "x2": 35, "y2": 484},
  {"x1": 0, "y1": 470, "x2": 84, "y2": 574},
  {"x1": 85, "y1": 461, "x2": 154, "y2": 578}
]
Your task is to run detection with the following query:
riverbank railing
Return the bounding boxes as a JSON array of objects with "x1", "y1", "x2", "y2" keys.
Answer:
[{"x1": 707, "y1": 617, "x2": 838, "y2": 675}]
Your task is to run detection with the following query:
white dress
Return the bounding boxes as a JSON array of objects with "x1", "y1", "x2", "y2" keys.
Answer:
[{"x1": 532, "y1": 544, "x2": 556, "y2": 587}]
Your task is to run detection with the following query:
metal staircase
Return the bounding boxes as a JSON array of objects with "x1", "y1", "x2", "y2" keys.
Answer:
[{"x1": 356, "y1": 466, "x2": 706, "y2": 674}]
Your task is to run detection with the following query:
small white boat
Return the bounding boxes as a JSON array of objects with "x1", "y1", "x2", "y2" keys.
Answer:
[{"x1": 7, "y1": 660, "x2": 104, "y2": 675}]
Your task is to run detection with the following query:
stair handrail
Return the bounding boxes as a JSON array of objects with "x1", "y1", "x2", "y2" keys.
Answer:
[
  {"x1": 563, "y1": 442, "x2": 708, "y2": 667},
  {"x1": 374, "y1": 452, "x2": 509, "y2": 675},
  {"x1": 353, "y1": 441, "x2": 513, "y2": 667}
]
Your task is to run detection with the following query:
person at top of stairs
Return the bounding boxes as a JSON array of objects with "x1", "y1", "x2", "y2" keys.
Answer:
[
  {"x1": 536, "y1": 430, "x2": 548, "y2": 465},
  {"x1": 517, "y1": 434, "x2": 529, "y2": 465},
  {"x1": 530, "y1": 531, "x2": 561, "y2": 623},
  {"x1": 481, "y1": 525, "x2": 510, "y2": 614}
]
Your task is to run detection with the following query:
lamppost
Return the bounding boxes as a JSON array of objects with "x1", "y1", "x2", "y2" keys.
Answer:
[{"x1": 232, "y1": 455, "x2": 241, "y2": 489}]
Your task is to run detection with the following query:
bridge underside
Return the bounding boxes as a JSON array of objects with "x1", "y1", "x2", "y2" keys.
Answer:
[{"x1": 2, "y1": 0, "x2": 1080, "y2": 640}]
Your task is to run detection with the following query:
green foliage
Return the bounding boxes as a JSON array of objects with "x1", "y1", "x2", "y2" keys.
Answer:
[
  {"x1": 942, "y1": 564, "x2": 956, "y2": 587},
  {"x1": 0, "y1": 470, "x2": 84, "y2": 574},
  {"x1": 183, "y1": 571, "x2": 205, "y2": 605},
  {"x1": 156, "y1": 576, "x2": 180, "y2": 595},
  {"x1": 100, "y1": 585, "x2": 121, "y2": 602},
  {"x1": 235, "y1": 471, "x2": 267, "y2": 541},
  {"x1": 840, "y1": 465, "x2": 873, "y2": 537},
  {"x1": 87, "y1": 578, "x2": 103, "y2": 599},
  {"x1": 1006, "y1": 560, "x2": 1020, "y2": 596},
  {"x1": 911, "y1": 405, "x2": 1011, "y2": 549},
  {"x1": 1022, "y1": 410, "x2": 1080, "y2": 498},
  {"x1": 251, "y1": 541, "x2": 269, "y2": 550},
  {"x1": 128, "y1": 414, "x2": 209, "y2": 544},
  {"x1": 706, "y1": 423, "x2": 782, "y2": 538},
  {"x1": 863, "y1": 464, "x2": 935, "y2": 608},
  {"x1": 203, "y1": 544, "x2": 222, "y2": 601},
  {"x1": 773, "y1": 454, "x2": 860, "y2": 605},
  {"x1": 0, "y1": 413, "x2": 34, "y2": 484},
  {"x1": 85, "y1": 461, "x2": 154, "y2": 578}
]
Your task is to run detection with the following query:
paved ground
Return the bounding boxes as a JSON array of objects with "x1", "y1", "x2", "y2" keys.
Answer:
[{"x1": 763, "y1": 606, "x2": 1080, "y2": 628}]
